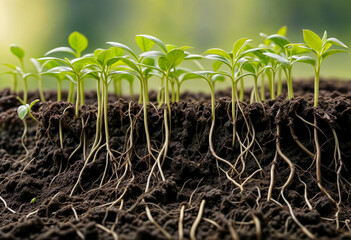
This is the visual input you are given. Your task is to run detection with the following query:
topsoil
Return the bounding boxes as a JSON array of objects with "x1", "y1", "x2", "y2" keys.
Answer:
[{"x1": 1, "y1": 79, "x2": 351, "y2": 240}]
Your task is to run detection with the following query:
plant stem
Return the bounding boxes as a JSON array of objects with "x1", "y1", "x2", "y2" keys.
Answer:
[
  {"x1": 176, "y1": 82, "x2": 180, "y2": 102},
  {"x1": 129, "y1": 80, "x2": 134, "y2": 99},
  {"x1": 13, "y1": 74, "x2": 17, "y2": 93},
  {"x1": 68, "y1": 82, "x2": 74, "y2": 103},
  {"x1": 260, "y1": 73, "x2": 265, "y2": 101},
  {"x1": 314, "y1": 57, "x2": 321, "y2": 107},
  {"x1": 171, "y1": 82, "x2": 175, "y2": 102},
  {"x1": 253, "y1": 76, "x2": 260, "y2": 102},
  {"x1": 240, "y1": 78, "x2": 244, "y2": 101},
  {"x1": 80, "y1": 79, "x2": 85, "y2": 106},
  {"x1": 277, "y1": 68, "x2": 282, "y2": 96},
  {"x1": 38, "y1": 74, "x2": 46, "y2": 102},
  {"x1": 23, "y1": 78, "x2": 28, "y2": 103},
  {"x1": 75, "y1": 76, "x2": 80, "y2": 117},
  {"x1": 57, "y1": 80, "x2": 62, "y2": 101},
  {"x1": 285, "y1": 68, "x2": 293, "y2": 100}
]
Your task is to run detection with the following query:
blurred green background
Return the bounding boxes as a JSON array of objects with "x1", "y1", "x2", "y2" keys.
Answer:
[{"x1": 0, "y1": 0, "x2": 351, "y2": 93}]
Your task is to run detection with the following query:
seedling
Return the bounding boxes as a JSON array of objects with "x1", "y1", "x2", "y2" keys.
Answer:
[
  {"x1": 17, "y1": 99, "x2": 41, "y2": 125},
  {"x1": 30, "y1": 197, "x2": 36, "y2": 204},
  {"x1": 44, "y1": 31, "x2": 89, "y2": 103},
  {"x1": 301, "y1": 29, "x2": 349, "y2": 107}
]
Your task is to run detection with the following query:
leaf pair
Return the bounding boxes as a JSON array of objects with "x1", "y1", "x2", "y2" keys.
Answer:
[{"x1": 302, "y1": 29, "x2": 349, "y2": 61}]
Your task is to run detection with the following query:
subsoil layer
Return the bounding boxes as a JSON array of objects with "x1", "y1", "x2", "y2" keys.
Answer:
[{"x1": 1, "y1": 79, "x2": 351, "y2": 239}]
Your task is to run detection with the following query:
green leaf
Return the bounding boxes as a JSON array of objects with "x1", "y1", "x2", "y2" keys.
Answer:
[
  {"x1": 233, "y1": 38, "x2": 252, "y2": 58},
  {"x1": 184, "y1": 53, "x2": 202, "y2": 60},
  {"x1": 212, "y1": 61, "x2": 222, "y2": 71},
  {"x1": 293, "y1": 56, "x2": 316, "y2": 66},
  {"x1": 17, "y1": 104, "x2": 29, "y2": 120},
  {"x1": 68, "y1": 31, "x2": 88, "y2": 56},
  {"x1": 322, "y1": 31, "x2": 328, "y2": 43},
  {"x1": 205, "y1": 54, "x2": 232, "y2": 67},
  {"x1": 107, "y1": 57, "x2": 123, "y2": 67},
  {"x1": 277, "y1": 26, "x2": 287, "y2": 36},
  {"x1": 266, "y1": 34, "x2": 290, "y2": 49},
  {"x1": 303, "y1": 29, "x2": 323, "y2": 52},
  {"x1": 211, "y1": 74, "x2": 225, "y2": 83},
  {"x1": 166, "y1": 49, "x2": 185, "y2": 69},
  {"x1": 326, "y1": 38, "x2": 348, "y2": 49},
  {"x1": 1, "y1": 63, "x2": 17, "y2": 70},
  {"x1": 30, "y1": 58, "x2": 42, "y2": 73},
  {"x1": 263, "y1": 52, "x2": 290, "y2": 67},
  {"x1": 135, "y1": 35, "x2": 155, "y2": 52},
  {"x1": 107, "y1": 42, "x2": 137, "y2": 59},
  {"x1": 203, "y1": 48, "x2": 231, "y2": 61},
  {"x1": 139, "y1": 51, "x2": 166, "y2": 58},
  {"x1": 136, "y1": 35, "x2": 168, "y2": 53},
  {"x1": 45, "y1": 47, "x2": 76, "y2": 57},
  {"x1": 120, "y1": 58, "x2": 140, "y2": 71},
  {"x1": 97, "y1": 49, "x2": 115, "y2": 65},
  {"x1": 321, "y1": 49, "x2": 349, "y2": 61},
  {"x1": 29, "y1": 99, "x2": 39, "y2": 109},
  {"x1": 37, "y1": 57, "x2": 68, "y2": 65},
  {"x1": 10, "y1": 44, "x2": 25, "y2": 60}
]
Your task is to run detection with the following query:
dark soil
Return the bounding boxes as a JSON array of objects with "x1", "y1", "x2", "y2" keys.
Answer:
[{"x1": 1, "y1": 79, "x2": 351, "y2": 239}]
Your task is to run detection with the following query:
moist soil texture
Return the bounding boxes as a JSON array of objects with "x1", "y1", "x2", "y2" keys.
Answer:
[{"x1": 1, "y1": 79, "x2": 351, "y2": 240}]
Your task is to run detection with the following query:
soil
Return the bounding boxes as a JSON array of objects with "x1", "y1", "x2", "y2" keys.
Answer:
[{"x1": 1, "y1": 79, "x2": 351, "y2": 239}]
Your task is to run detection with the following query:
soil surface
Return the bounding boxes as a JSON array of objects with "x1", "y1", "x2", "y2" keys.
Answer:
[{"x1": 1, "y1": 79, "x2": 351, "y2": 239}]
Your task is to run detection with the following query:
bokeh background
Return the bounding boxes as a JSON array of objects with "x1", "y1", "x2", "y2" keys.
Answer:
[{"x1": 0, "y1": 0, "x2": 350, "y2": 92}]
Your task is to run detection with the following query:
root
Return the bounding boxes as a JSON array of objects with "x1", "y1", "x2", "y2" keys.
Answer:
[
  {"x1": 289, "y1": 124, "x2": 314, "y2": 159},
  {"x1": 281, "y1": 190, "x2": 315, "y2": 239},
  {"x1": 20, "y1": 157, "x2": 35, "y2": 177},
  {"x1": 145, "y1": 204, "x2": 172, "y2": 239},
  {"x1": 190, "y1": 199, "x2": 206, "y2": 240},
  {"x1": 20, "y1": 119, "x2": 29, "y2": 159},
  {"x1": 96, "y1": 224, "x2": 118, "y2": 240},
  {"x1": 226, "y1": 220, "x2": 240, "y2": 240},
  {"x1": 267, "y1": 150, "x2": 278, "y2": 202},
  {"x1": 0, "y1": 196, "x2": 16, "y2": 213},
  {"x1": 297, "y1": 174, "x2": 313, "y2": 210},
  {"x1": 314, "y1": 115, "x2": 336, "y2": 203},
  {"x1": 178, "y1": 205, "x2": 185, "y2": 240},
  {"x1": 331, "y1": 127, "x2": 342, "y2": 230},
  {"x1": 277, "y1": 123, "x2": 315, "y2": 239},
  {"x1": 252, "y1": 213, "x2": 262, "y2": 240},
  {"x1": 59, "y1": 119, "x2": 63, "y2": 149}
]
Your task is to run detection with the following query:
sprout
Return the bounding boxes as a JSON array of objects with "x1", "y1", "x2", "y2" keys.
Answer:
[{"x1": 301, "y1": 29, "x2": 349, "y2": 107}]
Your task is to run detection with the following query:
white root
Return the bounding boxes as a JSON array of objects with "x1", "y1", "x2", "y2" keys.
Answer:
[
  {"x1": 96, "y1": 223, "x2": 118, "y2": 240},
  {"x1": 190, "y1": 199, "x2": 206, "y2": 240},
  {"x1": 178, "y1": 205, "x2": 185, "y2": 240},
  {"x1": 0, "y1": 196, "x2": 16, "y2": 213}
]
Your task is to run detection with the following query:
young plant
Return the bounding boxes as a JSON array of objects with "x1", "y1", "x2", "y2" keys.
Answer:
[
  {"x1": 17, "y1": 99, "x2": 41, "y2": 125},
  {"x1": 203, "y1": 39, "x2": 255, "y2": 145},
  {"x1": 17, "y1": 99, "x2": 41, "y2": 158},
  {"x1": 38, "y1": 56, "x2": 95, "y2": 117},
  {"x1": 44, "y1": 31, "x2": 89, "y2": 103},
  {"x1": 301, "y1": 30, "x2": 349, "y2": 107},
  {"x1": 0, "y1": 64, "x2": 19, "y2": 93},
  {"x1": 263, "y1": 46, "x2": 315, "y2": 100},
  {"x1": 260, "y1": 26, "x2": 288, "y2": 96}
]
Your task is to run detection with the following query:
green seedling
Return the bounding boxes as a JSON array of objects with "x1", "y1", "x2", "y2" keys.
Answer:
[
  {"x1": 203, "y1": 39, "x2": 257, "y2": 145},
  {"x1": 260, "y1": 26, "x2": 288, "y2": 96},
  {"x1": 301, "y1": 29, "x2": 349, "y2": 107},
  {"x1": 30, "y1": 197, "x2": 36, "y2": 204},
  {"x1": 17, "y1": 99, "x2": 41, "y2": 125},
  {"x1": 38, "y1": 56, "x2": 96, "y2": 117},
  {"x1": 263, "y1": 47, "x2": 315, "y2": 100},
  {"x1": 17, "y1": 99, "x2": 41, "y2": 158},
  {"x1": 44, "y1": 31, "x2": 89, "y2": 103}
]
